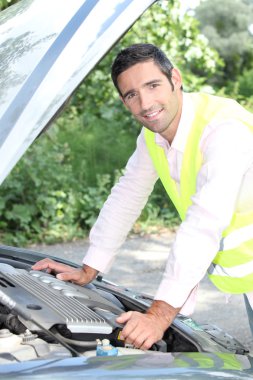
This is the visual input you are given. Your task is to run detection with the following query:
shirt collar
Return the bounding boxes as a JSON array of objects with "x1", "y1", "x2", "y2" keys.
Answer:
[{"x1": 155, "y1": 92, "x2": 195, "y2": 152}]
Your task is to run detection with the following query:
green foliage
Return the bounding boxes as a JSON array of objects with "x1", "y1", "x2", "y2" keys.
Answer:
[
  {"x1": 215, "y1": 72, "x2": 253, "y2": 115},
  {"x1": 237, "y1": 68, "x2": 253, "y2": 98},
  {"x1": 75, "y1": 174, "x2": 113, "y2": 229},
  {"x1": 55, "y1": 109, "x2": 136, "y2": 187},
  {"x1": 137, "y1": 180, "x2": 180, "y2": 229},
  {"x1": 113, "y1": 0, "x2": 222, "y2": 91},
  {"x1": 0, "y1": 134, "x2": 73, "y2": 244},
  {"x1": 195, "y1": 0, "x2": 253, "y2": 86},
  {"x1": 0, "y1": 0, "x2": 18, "y2": 11},
  {"x1": 0, "y1": 131, "x2": 118, "y2": 245}
]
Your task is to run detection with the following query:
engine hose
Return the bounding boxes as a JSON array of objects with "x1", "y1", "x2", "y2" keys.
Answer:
[
  {"x1": 0, "y1": 313, "x2": 26, "y2": 334},
  {"x1": 51, "y1": 327, "x2": 98, "y2": 348}
]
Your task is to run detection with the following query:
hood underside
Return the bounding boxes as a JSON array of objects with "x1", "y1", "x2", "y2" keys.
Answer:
[{"x1": 0, "y1": 0, "x2": 155, "y2": 185}]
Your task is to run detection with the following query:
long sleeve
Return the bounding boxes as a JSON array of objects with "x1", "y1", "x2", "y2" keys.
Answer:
[{"x1": 82, "y1": 129, "x2": 158, "y2": 273}]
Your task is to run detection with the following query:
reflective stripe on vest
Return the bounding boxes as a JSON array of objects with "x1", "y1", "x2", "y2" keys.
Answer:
[
  {"x1": 219, "y1": 223, "x2": 253, "y2": 251},
  {"x1": 208, "y1": 260, "x2": 253, "y2": 278},
  {"x1": 144, "y1": 93, "x2": 253, "y2": 294}
]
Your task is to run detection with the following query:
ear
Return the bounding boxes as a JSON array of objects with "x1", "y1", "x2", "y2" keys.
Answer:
[{"x1": 171, "y1": 68, "x2": 182, "y2": 90}]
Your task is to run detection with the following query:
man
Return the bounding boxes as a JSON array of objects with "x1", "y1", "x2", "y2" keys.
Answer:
[{"x1": 32, "y1": 43, "x2": 253, "y2": 350}]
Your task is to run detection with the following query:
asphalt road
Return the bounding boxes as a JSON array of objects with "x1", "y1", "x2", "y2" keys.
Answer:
[{"x1": 33, "y1": 229, "x2": 253, "y2": 352}]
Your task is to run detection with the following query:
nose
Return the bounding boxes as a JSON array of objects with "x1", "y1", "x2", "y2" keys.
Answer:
[{"x1": 138, "y1": 91, "x2": 153, "y2": 111}]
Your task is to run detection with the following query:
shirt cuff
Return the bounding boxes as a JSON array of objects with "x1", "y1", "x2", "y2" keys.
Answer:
[
  {"x1": 154, "y1": 277, "x2": 199, "y2": 316},
  {"x1": 82, "y1": 246, "x2": 116, "y2": 274}
]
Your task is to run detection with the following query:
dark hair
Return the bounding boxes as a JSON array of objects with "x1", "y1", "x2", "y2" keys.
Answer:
[{"x1": 111, "y1": 43, "x2": 175, "y2": 94}]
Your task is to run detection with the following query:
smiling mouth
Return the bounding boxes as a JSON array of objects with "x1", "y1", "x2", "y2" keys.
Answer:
[{"x1": 143, "y1": 108, "x2": 163, "y2": 120}]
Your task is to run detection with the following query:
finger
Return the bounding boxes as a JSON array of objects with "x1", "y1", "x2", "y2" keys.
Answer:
[
  {"x1": 31, "y1": 258, "x2": 52, "y2": 270},
  {"x1": 120, "y1": 317, "x2": 142, "y2": 342},
  {"x1": 139, "y1": 336, "x2": 155, "y2": 351},
  {"x1": 31, "y1": 258, "x2": 59, "y2": 271},
  {"x1": 116, "y1": 311, "x2": 133, "y2": 324},
  {"x1": 124, "y1": 326, "x2": 147, "y2": 348},
  {"x1": 32, "y1": 259, "x2": 73, "y2": 274},
  {"x1": 131, "y1": 332, "x2": 148, "y2": 349},
  {"x1": 56, "y1": 269, "x2": 88, "y2": 285}
]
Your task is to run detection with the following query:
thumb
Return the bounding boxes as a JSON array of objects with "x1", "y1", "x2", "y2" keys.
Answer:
[
  {"x1": 56, "y1": 270, "x2": 83, "y2": 283},
  {"x1": 116, "y1": 311, "x2": 133, "y2": 323}
]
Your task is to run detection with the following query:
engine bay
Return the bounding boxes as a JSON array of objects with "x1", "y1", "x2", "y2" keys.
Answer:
[{"x1": 0, "y1": 260, "x2": 249, "y2": 364}]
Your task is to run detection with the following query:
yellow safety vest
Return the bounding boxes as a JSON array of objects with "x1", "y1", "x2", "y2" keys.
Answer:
[{"x1": 144, "y1": 93, "x2": 253, "y2": 294}]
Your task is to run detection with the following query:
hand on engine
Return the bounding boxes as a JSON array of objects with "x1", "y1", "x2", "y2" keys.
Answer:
[
  {"x1": 32, "y1": 258, "x2": 98, "y2": 285},
  {"x1": 116, "y1": 300, "x2": 180, "y2": 350}
]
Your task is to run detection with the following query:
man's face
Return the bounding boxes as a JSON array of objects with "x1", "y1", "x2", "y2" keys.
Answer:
[{"x1": 117, "y1": 60, "x2": 183, "y2": 143}]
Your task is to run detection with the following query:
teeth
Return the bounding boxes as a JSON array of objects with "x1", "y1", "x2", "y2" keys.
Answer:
[{"x1": 145, "y1": 110, "x2": 160, "y2": 118}]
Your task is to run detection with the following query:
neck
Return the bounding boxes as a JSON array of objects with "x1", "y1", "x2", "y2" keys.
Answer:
[{"x1": 161, "y1": 109, "x2": 182, "y2": 145}]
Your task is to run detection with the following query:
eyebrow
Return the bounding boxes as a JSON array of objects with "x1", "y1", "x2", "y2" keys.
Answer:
[{"x1": 122, "y1": 79, "x2": 163, "y2": 100}]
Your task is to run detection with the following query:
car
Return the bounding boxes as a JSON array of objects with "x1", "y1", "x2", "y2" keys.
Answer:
[{"x1": 0, "y1": 0, "x2": 253, "y2": 379}]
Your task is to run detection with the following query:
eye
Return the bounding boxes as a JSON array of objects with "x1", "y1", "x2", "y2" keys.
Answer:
[
  {"x1": 125, "y1": 92, "x2": 137, "y2": 101},
  {"x1": 149, "y1": 82, "x2": 160, "y2": 89}
]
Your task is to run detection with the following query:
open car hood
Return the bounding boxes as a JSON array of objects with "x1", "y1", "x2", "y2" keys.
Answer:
[{"x1": 0, "y1": 0, "x2": 155, "y2": 185}]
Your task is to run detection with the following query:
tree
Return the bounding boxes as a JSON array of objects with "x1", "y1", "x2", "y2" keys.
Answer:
[
  {"x1": 194, "y1": 0, "x2": 253, "y2": 86},
  {"x1": 238, "y1": 68, "x2": 253, "y2": 97},
  {"x1": 0, "y1": 0, "x2": 18, "y2": 11}
]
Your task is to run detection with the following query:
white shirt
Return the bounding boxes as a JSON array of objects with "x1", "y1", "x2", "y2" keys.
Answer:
[{"x1": 83, "y1": 92, "x2": 253, "y2": 314}]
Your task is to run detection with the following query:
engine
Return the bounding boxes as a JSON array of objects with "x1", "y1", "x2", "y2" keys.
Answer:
[
  {"x1": 0, "y1": 263, "x2": 131, "y2": 363},
  {"x1": 0, "y1": 261, "x2": 248, "y2": 364}
]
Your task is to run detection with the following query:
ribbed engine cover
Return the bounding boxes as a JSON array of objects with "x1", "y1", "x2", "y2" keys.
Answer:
[{"x1": 0, "y1": 263, "x2": 122, "y2": 334}]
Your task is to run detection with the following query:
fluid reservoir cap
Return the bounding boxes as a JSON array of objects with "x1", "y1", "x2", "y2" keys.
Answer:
[
  {"x1": 96, "y1": 339, "x2": 118, "y2": 357},
  {"x1": 22, "y1": 330, "x2": 38, "y2": 343}
]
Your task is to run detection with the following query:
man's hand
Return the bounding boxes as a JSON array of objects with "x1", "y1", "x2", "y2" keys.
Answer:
[
  {"x1": 31, "y1": 258, "x2": 98, "y2": 285},
  {"x1": 116, "y1": 300, "x2": 180, "y2": 350}
]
